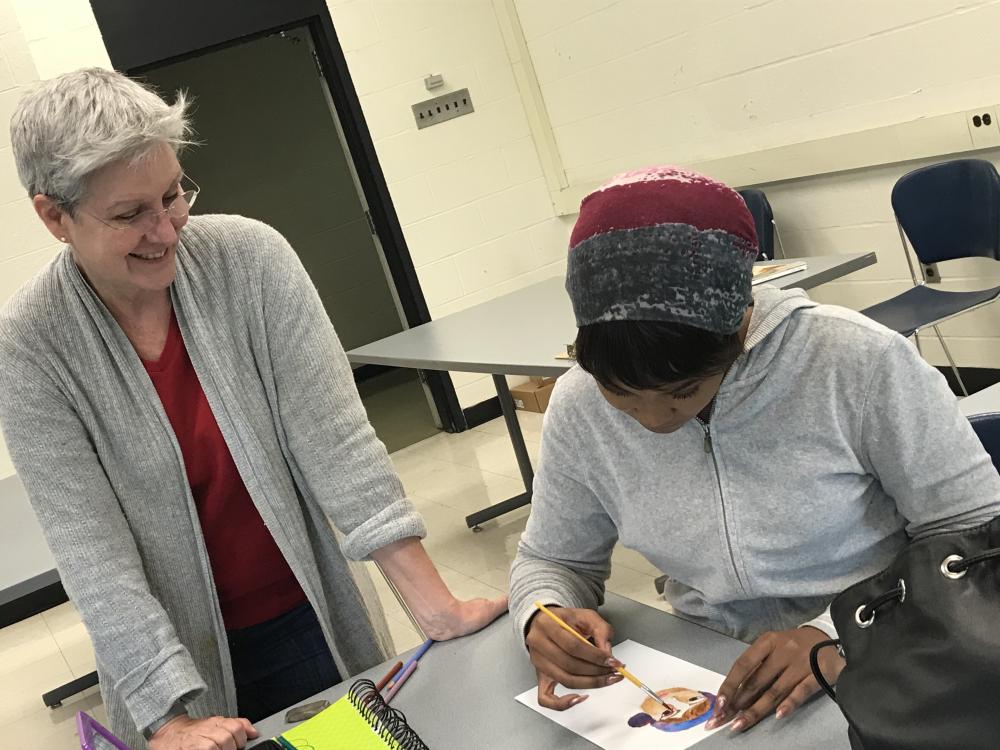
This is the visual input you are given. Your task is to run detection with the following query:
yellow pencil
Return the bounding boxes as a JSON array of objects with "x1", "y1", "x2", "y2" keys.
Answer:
[{"x1": 534, "y1": 601, "x2": 668, "y2": 710}]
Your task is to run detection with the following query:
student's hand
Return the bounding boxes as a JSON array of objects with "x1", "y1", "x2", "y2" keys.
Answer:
[
  {"x1": 706, "y1": 626, "x2": 845, "y2": 732},
  {"x1": 148, "y1": 715, "x2": 259, "y2": 750},
  {"x1": 416, "y1": 594, "x2": 508, "y2": 641},
  {"x1": 525, "y1": 606, "x2": 623, "y2": 710}
]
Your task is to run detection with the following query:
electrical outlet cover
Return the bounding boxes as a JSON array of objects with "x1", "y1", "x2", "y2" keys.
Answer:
[
  {"x1": 413, "y1": 88, "x2": 474, "y2": 130},
  {"x1": 966, "y1": 107, "x2": 1000, "y2": 149}
]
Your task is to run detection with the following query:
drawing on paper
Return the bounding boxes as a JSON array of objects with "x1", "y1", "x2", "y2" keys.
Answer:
[{"x1": 626, "y1": 688, "x2": 716, "y2": 732}]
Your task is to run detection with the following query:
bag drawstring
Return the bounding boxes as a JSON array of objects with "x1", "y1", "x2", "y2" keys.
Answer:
[
  {"x1": 810, "y1": 639, "x2": 841, "y2": 700},
  {"x1": 942, "y1": 546, "x2": 1000, "y2": 575},
  {"x1": 855, "y1": 579, "x2": 906, "y2": 627},
  {"x1": 810, "y1": 545, "x2": 1000, "y2": 703}
]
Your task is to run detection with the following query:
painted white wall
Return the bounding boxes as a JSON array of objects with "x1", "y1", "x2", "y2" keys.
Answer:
[
  {"x1": 0, "y1": 474, "x2": 56, "y2": 594},
  {"x1": 0, "y1": 1, "x2": 569, "y2": 444},
  {"x1": 10, "y1": 0, "x2": 110, "y2": 79},
  {"x1": 515, "y1": 0, "x2": 1000, "y2": 368},
  {"x1": 517, "y1": 0, "x2": 1000, "y2": 183},
  {"x1": 328, "y1": 0, "x2": 569, "y2": 406},
  {"x1": 6, "y1": 0, "x2": 1000, "y2": 482},
  {"x1": 0, "y1": 0, "x2": 51, "y2": 480},
  {"x1": 0, "y1": 0, "x2": 115, "y2": 480}
]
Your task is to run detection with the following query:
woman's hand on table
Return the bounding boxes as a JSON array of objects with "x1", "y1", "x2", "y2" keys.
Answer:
[
  {"x1": 415, "y1": 594, "x2": 509, "y2": 640},
  {"x1": 369, "y1": 537, "x2": 507, "y2": 641},
  {"x1": 706, "y1": 626, "x2": 845, "y2": 732},
  {"x1": 148, "y1": 715, "x2": 258, "y2": 750},
  {"x1": 525, "y1": 606, "x2": 622, "y2": 710}
]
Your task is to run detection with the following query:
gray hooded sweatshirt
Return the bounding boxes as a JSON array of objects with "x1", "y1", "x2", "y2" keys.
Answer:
[{"x1": 509, "y1": 286, "x2": 1000, "y2": 643}]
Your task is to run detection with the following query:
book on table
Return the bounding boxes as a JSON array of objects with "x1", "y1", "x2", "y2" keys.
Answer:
[{"x1": 751, "y1": 260, "x2": 806, "y2": 285}]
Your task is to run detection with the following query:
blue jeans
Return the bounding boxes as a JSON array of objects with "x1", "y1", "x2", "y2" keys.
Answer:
[{"x1": 227, "y1": 603, "x2": 342, "y2": 722}]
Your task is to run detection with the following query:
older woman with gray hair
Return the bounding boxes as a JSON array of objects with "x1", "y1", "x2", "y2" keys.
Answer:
[{"x1": 0, "y1": 67, "x2": 505, "y2": 750}]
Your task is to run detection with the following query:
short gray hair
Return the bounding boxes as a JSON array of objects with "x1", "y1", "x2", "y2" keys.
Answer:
[{"x1": 10, "y1": 67, "x2": 193, "y2": 211}]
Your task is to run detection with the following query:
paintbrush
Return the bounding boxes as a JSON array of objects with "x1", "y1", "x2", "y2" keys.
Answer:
[{"x1": 534, "y1": 602, "x2": 668, "y2": 710}]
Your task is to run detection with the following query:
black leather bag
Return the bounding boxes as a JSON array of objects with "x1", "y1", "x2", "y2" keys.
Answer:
[{"x1": 808, "y1": 515, "x2": 1000, "y2": 749}]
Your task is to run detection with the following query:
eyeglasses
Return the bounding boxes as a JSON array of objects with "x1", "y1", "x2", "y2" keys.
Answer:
[{"x1": 88, "y1": 175, "x2": 201, "y2": 233}]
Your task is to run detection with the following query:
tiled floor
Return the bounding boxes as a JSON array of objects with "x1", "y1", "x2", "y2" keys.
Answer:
[{"x1": 0, "y1": 410, "x2": 667, "y2": 746}]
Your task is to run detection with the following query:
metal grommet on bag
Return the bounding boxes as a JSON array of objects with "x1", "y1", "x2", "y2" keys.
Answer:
[
  {"x1": 855, "y1": 604, "x2": 875, "y2": 628},
  {"x1": 897, "y1": 578, "x2": 906, "y2": 602},
  {"x1": 941, "y1": 554, "x2": 967, "y2": 579}
]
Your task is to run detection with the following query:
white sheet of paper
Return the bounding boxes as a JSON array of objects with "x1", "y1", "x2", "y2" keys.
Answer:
[{"x1": 515, "y1": 640, "x2": 726, "y2": 750}]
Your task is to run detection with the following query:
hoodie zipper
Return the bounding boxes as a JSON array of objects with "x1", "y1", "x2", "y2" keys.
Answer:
[{"x1": 696, "y1": 392, "x2": 749, "y2": 597}]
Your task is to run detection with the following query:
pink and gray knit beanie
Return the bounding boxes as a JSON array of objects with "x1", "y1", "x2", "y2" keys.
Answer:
[{"x1": 565, "y1": 165, "x2": 759, "y2": 335}]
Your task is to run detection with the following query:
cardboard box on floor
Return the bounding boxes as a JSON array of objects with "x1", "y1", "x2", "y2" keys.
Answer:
[{"x1": 510, "y1": 377, "x2": 557, "y2": 413}]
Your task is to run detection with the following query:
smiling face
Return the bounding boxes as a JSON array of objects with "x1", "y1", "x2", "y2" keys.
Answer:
[
  {"x1": 36, "y1": 141, "x2": 189, "y2": 306},
  {"x1": 597, "y1": 373, "x2": 725, "y2": 434}
]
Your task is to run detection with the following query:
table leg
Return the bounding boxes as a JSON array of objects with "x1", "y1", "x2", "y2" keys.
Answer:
[
  {"x1": 464, "y1": 375, "x2": 534, "y2": 531},
  {"x1": 42, "y1": 671, "x2": 99, "y2": 708}
]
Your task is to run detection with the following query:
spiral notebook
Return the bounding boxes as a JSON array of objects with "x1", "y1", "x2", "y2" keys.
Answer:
[{"x1": 279, "y1": 678, "x2": 429, "y2": 750}]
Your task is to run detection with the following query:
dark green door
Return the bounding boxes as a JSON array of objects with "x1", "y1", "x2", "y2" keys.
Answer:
[{"x1": 142, "y1": 27, "x2": 440, "y2": 452}]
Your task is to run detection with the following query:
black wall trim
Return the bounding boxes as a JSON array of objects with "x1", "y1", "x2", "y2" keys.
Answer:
[
  {"x1": 88, "y1": 0, "x2": 465, "y2": 432},
  {"x1": 0, "y1": 567, "x2": 60, "y2": 607},
  {"x1": 0, "y1": 580, "x2": 68, "y2": 629},
  {"x1": 463, "y1": 396, "x2": 502, "y2": 429},
  {"x1": 938, "y1": 366, "x2": 1000, "y2": 396},
  {"x1": 352, "y1": 364, "x2": 395, "y2": 384},
  {"x1": 89, "y1": 0, "x2": 327, "y2": 71}
]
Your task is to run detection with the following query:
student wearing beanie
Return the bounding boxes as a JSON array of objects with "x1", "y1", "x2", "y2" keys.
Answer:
[{"x1": 508, "y1": 166, "x2": 1000, "y2": 732}]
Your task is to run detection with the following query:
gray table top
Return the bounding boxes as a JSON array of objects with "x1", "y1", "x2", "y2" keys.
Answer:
[
  {"x1": 959, "y1": 382, "x2": 1000, "y2": 416},
  {"x1": 251, "y1": 593, "x2": 849, "y2": 749},
  {"x1": 347, "y1": 253, "x2": 877, "y2": 377}
]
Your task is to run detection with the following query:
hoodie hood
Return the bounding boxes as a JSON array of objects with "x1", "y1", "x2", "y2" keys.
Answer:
[{"x1": 725, "y1": 285, "x2": 819, "y2": 388}]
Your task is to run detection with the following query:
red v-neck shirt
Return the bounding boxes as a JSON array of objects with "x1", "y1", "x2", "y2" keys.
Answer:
[{"x1": 142, "y1": 312, "x2": 306, "y2": 630}]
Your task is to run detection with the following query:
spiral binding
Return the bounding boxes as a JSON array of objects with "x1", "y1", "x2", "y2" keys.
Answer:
[{"x1": 348, "y1": 678, "x2": 430, "y2": 750}]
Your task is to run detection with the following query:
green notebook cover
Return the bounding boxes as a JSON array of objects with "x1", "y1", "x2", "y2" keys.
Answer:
[{"x1": 279, "y1": 679, "x2": 428, "y2": 750}]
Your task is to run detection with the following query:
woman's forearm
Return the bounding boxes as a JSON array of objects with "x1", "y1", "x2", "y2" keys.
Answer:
[
  {"x1": 370, "y1": 537, "x2": 460, "y2": 632},
  {"x1": 370, "y1": 536, "x2": 507, "y2": 640}
]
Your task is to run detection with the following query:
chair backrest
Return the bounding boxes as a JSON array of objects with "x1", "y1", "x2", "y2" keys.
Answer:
[
  {"x1": 738, "y1": 188, "x2": 774, "y2": 260},
  {"x1": 969, "y1": 411, "x2": 1000, "y2": 474},
  {"x1": 891, "y1": 159, "x2": 1000, "y2": 265}
]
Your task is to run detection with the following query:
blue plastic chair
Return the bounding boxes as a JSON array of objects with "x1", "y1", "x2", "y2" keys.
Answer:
[
  {"x1": 861, "y1": 159, "x2": 1000, "y2": 396},
  {"x1": 738, "y1": 188, "x2": 782, "y2": 261},
  {"x1": 969, "y1": 412, "x2": 1000, "y2": 474}
]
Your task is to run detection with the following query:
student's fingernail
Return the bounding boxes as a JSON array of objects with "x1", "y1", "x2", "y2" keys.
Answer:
[
  {"x1": 730, "y1": 717, "x2": 747, "y2": 733},
  {"x1": 571, "y1": 696, "x2": 588, "y2": 705},
  {"x1": 704, "y1": 717, "x2": 719, "y2": 730},
  {"x1": 607, "y1": 674, "x2": 624, "y2": 684},
  {"x1": 605, "y1": 658, "x2": 622, "y2": 668},
  {"x1": 715, "y1": 695, "x2": 727, "y2": 713},
  {"x1": 775, "y1": 706, "x2": 788, "y2": 720}
]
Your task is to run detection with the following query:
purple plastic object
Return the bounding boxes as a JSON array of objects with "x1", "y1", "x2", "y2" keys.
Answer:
[{"x1": 77, "y1": 711, "x2": 132, "y2": 750}]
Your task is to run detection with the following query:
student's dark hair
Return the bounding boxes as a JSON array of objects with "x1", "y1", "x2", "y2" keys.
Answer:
[{"x1": 574, "y1": 319, "x2": 744, "y2": 391}]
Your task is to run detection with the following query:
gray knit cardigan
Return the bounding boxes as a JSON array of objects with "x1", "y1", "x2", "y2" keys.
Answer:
[{"x1": 0, "y1": 214, "x2": 426, "y2": 748}]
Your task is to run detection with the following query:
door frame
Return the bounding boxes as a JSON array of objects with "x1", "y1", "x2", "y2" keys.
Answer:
[{"x1": 89, "y1": 0, "x2": 467, "y2": 431}]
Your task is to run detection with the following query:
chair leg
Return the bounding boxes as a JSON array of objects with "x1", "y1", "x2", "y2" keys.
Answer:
[
  {"x1": 772, "y1": 219, "x2": 785, "y2": 259},
  {"x1": 933, "y1": 325, "x2": 969, "y2": 397},
  {"x1": 912, "y1": 328, "x2": 923, "y2": 357},
  {"x1": 896, "y1": 218, "x2": 921, "y2": 286}
]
